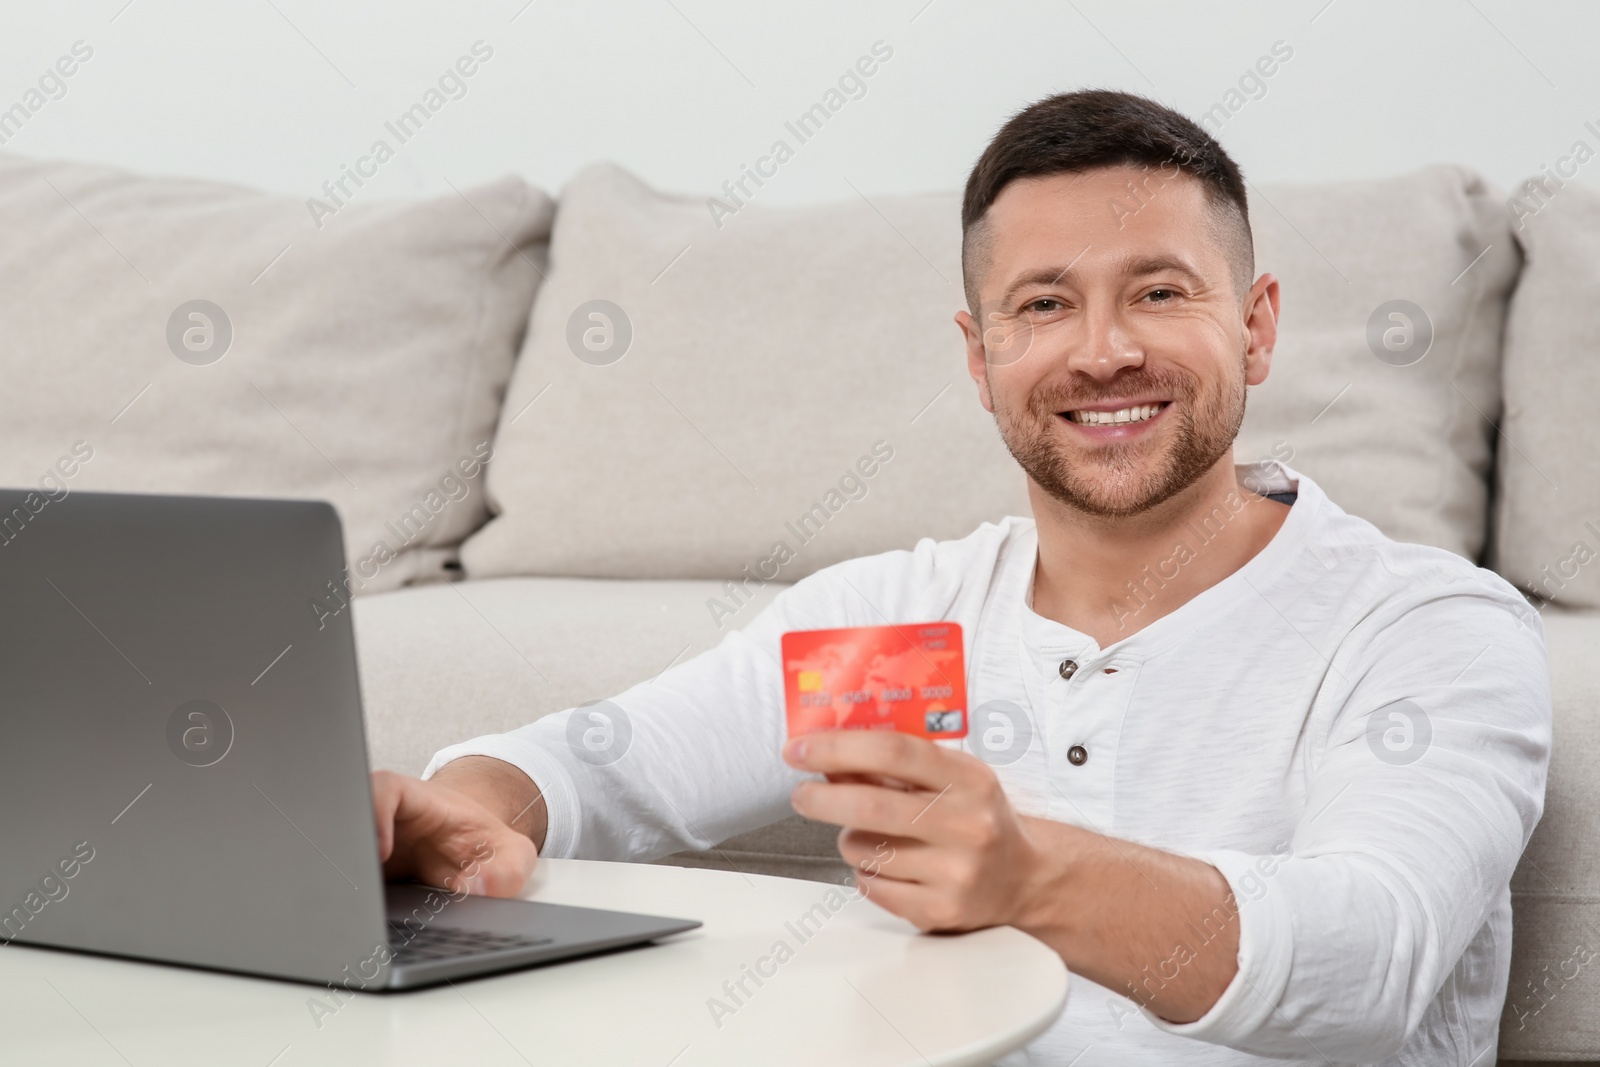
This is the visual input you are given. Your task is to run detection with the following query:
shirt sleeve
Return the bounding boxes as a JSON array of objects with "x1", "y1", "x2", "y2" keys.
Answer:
[
  {"x1": 421, "y1": 531, "x2": 976, "y2": 861},
  {"x1": 1145, "y1": 577, "x2": 1552, "y2": 1059},
  {"x1": 422, "y1": 596, "x2": 803, "y2": 861}
]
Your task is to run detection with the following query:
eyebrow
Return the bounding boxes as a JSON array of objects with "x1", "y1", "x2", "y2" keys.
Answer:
[{"x1": 997, "y1": 252, "x2": 1207, "y2": 306}]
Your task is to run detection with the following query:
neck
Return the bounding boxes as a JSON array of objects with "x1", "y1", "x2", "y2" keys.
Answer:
[{"x1": 1028, "y1": 453, "x2": 1290, "y2": 647}]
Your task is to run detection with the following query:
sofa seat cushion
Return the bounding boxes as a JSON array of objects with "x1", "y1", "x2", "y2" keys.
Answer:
[
  {"x1": 355, "y1": 576, "x2": 783, "y2": 774},
  {"x1": 358, "y1": 575, "x2": 864, "y2": 883},
  {"x1": 354, "y1": 574, "x2": 845, "y2": 879}
]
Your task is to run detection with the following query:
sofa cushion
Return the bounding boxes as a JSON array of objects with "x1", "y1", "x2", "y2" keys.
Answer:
[
  {"x1": 1232, "y1": 164, "x2": 1519, "y2": 563},
  {"x1": 1491, "y1": 180, "x2": 1600, "y2": 610},
  {"x1": 461, "y1": 162, "x2": 1029, "y2": 584},
  {"x1": 464, "y1": 163, "x2": 1515, "y2": 585},
  {"x1": 0, "y1": 152, "x2": 551, "y2": 593},
  {"x1": 354, "y1": 575, "x2": 783, "y2": 775},
  {"x1": 1499, "y1": 606, "x2": 1600, "y2": 1058}
]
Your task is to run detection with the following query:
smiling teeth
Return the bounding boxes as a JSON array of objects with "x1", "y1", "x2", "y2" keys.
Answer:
[{"x1": 1070, "y1": 403, "x2": 1163, "y2": 425}]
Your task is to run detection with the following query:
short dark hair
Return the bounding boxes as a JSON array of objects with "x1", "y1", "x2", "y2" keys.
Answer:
[{"x1": 960, "y1": 89, "x2": 1253, "y2": 310}]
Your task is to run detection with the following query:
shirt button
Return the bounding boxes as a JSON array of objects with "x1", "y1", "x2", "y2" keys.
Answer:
[
  {"x1": 1058, "y1": 659, "x2": 1079, "y2": 680},
  {"x1": 1067, "y1": 745, "x2": 1088, "y2": 766}
]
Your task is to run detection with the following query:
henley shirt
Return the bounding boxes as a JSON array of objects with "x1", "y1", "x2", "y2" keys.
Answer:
[{"x1": 426, "y1": 462, "x2": 1551, "y2": 1064}]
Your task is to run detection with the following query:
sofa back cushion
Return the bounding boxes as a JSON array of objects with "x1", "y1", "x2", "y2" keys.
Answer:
[
  {"x1": 0, "y1": 152, "x2": 552, "y2": 594},
  {"x1": 1490, "y1": 180, "x2": 1600, "y2": 610},
  {"x1": 464, "y1": 163, "x2": 1515, "y2": 583},
  {"x1": 1233, "y1": 164, "x2": 1518, "y2": 561},
  {"x1": 463, "y1": 163, "x2": 1027, "y2": 584}
]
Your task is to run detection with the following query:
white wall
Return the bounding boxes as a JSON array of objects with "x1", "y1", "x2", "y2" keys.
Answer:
[{"x1": 1, "y1": 0, "x2": 1593, "y2": 207}]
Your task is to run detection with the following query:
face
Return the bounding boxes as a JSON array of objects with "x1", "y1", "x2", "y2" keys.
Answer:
[{"x1": 957, "y1": 166, "x2": 1279, "y2": 519}]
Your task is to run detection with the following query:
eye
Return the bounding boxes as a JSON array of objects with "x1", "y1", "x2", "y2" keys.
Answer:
[
  {"x1": 1143, "y1": 288, "x2": 1179, "y2": 304},
  {"x1": 1024, "y1": 297, "x2": 1064, "y2": 314}
]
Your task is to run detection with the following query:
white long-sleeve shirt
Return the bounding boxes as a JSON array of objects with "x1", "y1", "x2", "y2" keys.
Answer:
[{"x1": 426, "y1": 463, "x2": 1551, "y2": 1064}]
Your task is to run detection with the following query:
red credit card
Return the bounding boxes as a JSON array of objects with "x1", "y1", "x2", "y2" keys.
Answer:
[{"x1": 781, "y1": 623, "x2": 967, "y2": 740}]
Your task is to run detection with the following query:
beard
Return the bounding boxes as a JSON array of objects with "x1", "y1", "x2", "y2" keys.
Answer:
[{"x1": 991, "y1": 359, "x2": 1246, "y2": 519}]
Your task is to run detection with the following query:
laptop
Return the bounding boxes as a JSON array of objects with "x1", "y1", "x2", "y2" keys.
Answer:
[{"x1": 0, "y1": 487, "x2": 700, "y2": 990}]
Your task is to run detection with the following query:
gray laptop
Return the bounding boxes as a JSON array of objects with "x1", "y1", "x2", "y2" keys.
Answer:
[{"x1": 0, "y1": 488, "x2": 699, "y2": 990}]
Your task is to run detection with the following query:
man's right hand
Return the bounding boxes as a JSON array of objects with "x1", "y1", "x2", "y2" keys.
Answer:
[{"x1": 372, "y1": 757, "x2": 545, "y2": 898}]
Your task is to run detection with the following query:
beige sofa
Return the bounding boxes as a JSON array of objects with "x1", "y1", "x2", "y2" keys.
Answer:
[{"x1": 3, "y1": 151, "x2": 1596, "y2": 1062}]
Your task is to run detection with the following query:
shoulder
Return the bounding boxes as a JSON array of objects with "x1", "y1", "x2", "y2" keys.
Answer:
[{"x1": 1285, "y1": 469, "x2": 1545, "y2": 666}]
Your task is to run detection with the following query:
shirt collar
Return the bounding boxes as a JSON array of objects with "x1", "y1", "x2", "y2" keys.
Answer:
[{"x1": 1013, "y1": 461, "x2": 1323, "y2": 661}]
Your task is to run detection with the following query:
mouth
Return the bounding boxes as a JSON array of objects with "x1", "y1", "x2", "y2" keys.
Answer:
[
  {"x1": 1061, "y1": 401, "x2": 1170, "y2": 427},
  {"x1": 1054, "y1": 400, "x2": 1173, "y2": 441}
]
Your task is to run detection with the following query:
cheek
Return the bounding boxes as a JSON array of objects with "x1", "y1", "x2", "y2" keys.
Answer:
[
  {"x1": 985, "y1": 334, "x2": 1066, "y2": 409},
  {"x1": 984, "y1": 367, "x2": 1042, "y2": 420},
  {"x1": 1156, "y1": 317, "x2": 1243, "y2": 387}
]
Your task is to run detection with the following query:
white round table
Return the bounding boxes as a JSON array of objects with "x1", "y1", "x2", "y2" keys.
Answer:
[{"x1": 1, "y1": 858, "x2": 1069, "y2": 1066}]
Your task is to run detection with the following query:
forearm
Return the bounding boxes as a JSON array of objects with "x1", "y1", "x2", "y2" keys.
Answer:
[
  {"x1": 430, "y1": 755, "x2": 549, "y2": 854},
  {"x1": 1014, "y1": 815, "x2": 1239, "y2": 1023}
]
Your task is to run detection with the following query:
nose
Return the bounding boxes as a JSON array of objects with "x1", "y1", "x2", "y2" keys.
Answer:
[{"x1": 1065, "y1": 303, "x2": 1145, "y2": 382}]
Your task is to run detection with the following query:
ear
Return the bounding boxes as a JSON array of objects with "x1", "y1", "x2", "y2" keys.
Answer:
[
  {"x1": 955, "y1": 310, "x2": 995, "y2": 414},
  {"x1": 1241, "y1": 272, "x2": 1280, "y2": 387}
]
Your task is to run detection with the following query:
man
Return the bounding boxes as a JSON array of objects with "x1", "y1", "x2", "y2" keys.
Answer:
[{"x1": 372, "y1": 90, "x2": 1550, "y2": 1063}]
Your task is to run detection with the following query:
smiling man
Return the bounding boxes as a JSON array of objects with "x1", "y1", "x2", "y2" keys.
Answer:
[{"x1": 374, "y1": 91, "x2": 1551, "y2": 1063}]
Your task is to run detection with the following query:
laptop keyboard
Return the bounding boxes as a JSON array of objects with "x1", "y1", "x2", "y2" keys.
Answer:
[{"x1": 387, "y1": 922, "x2": 556, "y2": 965}]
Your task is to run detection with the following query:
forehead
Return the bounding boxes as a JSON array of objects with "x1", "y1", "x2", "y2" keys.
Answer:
[{"x1": 979, "y1": 166, "x2": 1223, "y2": 290}]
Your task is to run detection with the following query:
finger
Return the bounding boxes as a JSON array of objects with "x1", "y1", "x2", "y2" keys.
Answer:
[
  {"x1": 417, "y1": 825, "x2": 537, "y2": 899},
  {"x1": 371, "y1": 771, "x2": 403, "y2": 863},
  {"x1": 845, "y1": 868, "x2": 931, "y2": 918},
  {"x1": 412, "y1": 832, "x2": 494, "y2": 896},
  {"x1": 837, "y1": 828, "x2": 934, "y2": 884},
  {"x1": 473, "y1": 832, "x2": 538, "y2": 896},
  {"x1": 387, "y1": 772, "x2": 454, "y2": 837},
  {"x1": 791, "y1": 779, "x2": 936, "y2": 838},
  {"x1": 416, "y1": 848, "x2": 484, "y2": 897},
  {"x1": 824, "y1": 770, "x2": 917, "y2": 791},
  {"x1": 380, "y1": 772, "x2": 461, "y2": 880},
  {"x1": 377, "y1": 775, "x2": 529, "y2": 892},
  {"x1": 850, "y1": 876, "x2": 971, "y2": 932},
  {"x1": 785, "y1": 730, "x2": 973, "y2": 794}
]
